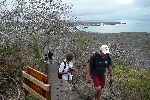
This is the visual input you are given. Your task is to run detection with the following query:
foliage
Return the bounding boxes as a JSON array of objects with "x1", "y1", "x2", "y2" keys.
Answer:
[
  {"x1": 0, "y1": 0, "x2": 73, "y2": 99},
  {"x1": 70, "y1": 33, "x2": 94, "y2": 64},
  {"x1": 25, "y1": 93, "x2": 38, "y2": 100},
  {"x1": 113, "y1": 64, "x2": 150, "y2": 100},
  {"x1": 73, "y1": 62, "x2": 150, "y2": 100},
  {"x1": 27, "y1": 40, "x2": 47, "y2": 71}
]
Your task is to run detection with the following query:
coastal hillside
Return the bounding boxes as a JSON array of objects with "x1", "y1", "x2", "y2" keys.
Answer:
[
  {"x1": 69, "y1": 32, "x2": 150, "y2": 100},
  {"x1": 80, "y1": 32, "x2": 150, "y2": 68},
  {"x1": 0, "y1": 0, "x2": 150, "y2": 99}
]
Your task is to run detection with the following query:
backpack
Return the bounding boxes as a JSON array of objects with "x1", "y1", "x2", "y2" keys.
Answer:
[
  {"x1": 58, "y1": 61, "x2": 66, "y2": 79},
  {"x1": 48, "y1": 51, "x2": 54, "y2": 60}
]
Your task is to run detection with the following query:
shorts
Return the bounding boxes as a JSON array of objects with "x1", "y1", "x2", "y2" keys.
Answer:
[{"x1": 91, "y1": 75, "x2": 105, "y2": 88}]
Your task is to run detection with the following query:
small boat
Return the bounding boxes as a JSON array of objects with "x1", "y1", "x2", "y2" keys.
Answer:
[{"x1": 83, "y1": 26, "x2": 88, "y2": 28}]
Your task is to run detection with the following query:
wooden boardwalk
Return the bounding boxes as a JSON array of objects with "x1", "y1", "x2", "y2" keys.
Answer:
[{"x1": 47, "y1": 63, "x2": 84, "y2": 100}]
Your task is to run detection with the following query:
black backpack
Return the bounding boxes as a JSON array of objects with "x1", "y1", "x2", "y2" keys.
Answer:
[
  {"x1": 58, "y1": 61, "x2": 66, "y2": 79},
  {"x1": 48, "y1": 51, "x2": 54, "y2": 60}
]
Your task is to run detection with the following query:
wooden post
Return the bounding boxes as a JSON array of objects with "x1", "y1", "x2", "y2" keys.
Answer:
[
  {"x1": 24, "y1": 79, "x2": 28, "y2": 99},
  {"x1": 46, "y1": 85, "x2": 51, "y2": 100}
]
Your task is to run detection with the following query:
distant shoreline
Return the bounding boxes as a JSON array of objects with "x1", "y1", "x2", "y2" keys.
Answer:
[
  {"x1": 74, "y1": 21, "x2": 122, "y2": 26},
  {"x1": 73, "y1": 20, "x2": 150, "y2": 33}
]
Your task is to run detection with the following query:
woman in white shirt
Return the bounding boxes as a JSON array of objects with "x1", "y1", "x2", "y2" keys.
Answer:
[
  {"x1": 59, "y1": 53, "x2": 74, "y2": 81},
  {"x1": 58, "y1": 53, "x2": 74, "y2": 100}
]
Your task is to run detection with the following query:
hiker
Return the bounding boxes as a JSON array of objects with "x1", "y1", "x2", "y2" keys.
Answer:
[
  {"x1": 59, "y1": 52, "x2": 74, "y2": 81},
  {"x1": 44, "y1": 54, "x2": 48, "y2": 61},
  {"x1": 86, "y1": 45, "x2": 113, "y2": 100},
  {"x1": 47, "y1": 50, "x2": 54, "y2": 64},
  {"x1": 58, "y1": 52, "x2": 75, "y2": 100}
]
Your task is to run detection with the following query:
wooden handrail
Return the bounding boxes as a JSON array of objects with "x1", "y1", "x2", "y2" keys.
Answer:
[
  {"x1": 22, "y1": 83, "x2": 47, "y2": 100},
  {"x1": 22, "y1": 71, "x2": 50, "y2": 91},
  {"x1": 22, "y1": 66, "x2": 51, "y2": 100}
]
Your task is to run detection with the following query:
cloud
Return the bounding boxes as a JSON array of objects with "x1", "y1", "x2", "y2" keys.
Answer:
[
  {"x1": 133, "y1": 0, "x2": 150, "y2": 7},
  {"x1": 62, "y1": 0, "x2": 150, "y2": 20}
]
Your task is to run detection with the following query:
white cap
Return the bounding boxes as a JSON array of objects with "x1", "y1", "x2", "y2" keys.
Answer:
[{"x1": 100, "y1": 45, "x2": 110, "y2": 54}]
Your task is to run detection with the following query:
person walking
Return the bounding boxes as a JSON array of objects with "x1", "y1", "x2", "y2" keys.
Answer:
[
  {"x1": 47, "y1": 50, "x2": 54, "y2": 64},
  {"x1": 59, "y1": 52, "x2": 74, "y2": 100},
  {"x1": 86, "y1": 45, "x2": 113, "y2": 100}
]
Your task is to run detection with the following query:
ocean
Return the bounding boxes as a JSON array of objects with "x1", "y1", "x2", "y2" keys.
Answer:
[{"x1": 77, "y1": 19, "x2": 150, "y2": 33}]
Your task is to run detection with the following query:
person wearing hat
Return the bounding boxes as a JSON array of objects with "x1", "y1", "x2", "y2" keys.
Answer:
[{"x1": 86, "y1": 45, "x2": 113, "y2": 100}]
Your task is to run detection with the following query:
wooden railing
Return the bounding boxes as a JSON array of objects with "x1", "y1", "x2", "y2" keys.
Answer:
[{"x1": 22, "y1": 67, "x2": 51, "y2": 100}]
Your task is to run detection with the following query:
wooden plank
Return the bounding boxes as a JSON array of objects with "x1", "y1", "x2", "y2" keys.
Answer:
[
  {"x1": 26, "y1": 67, "x2": 48, "y2": 84},
  {"x1": 23, "y1": 66, "x2": 51, "y2": 99},
  {"x1": 26, "y1": 80, "x2": 48, "y2": 98},
  {"x1": 23, "y1": 73, "x2": 49, "y2": 98},
  {"x1": 22, "y1": 71, "x2": 50, "y2": 91},
  {"x1": 23, "y1": 83, "x2": 46, "y2": 100}
]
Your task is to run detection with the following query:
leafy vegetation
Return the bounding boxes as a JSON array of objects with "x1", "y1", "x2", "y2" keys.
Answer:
[
  {"x1": 25, "y1": 93, "x2": 38, "y2": 100},
  {"x1": 0, "y1": 0, "x2": 74, "y2": 99},
  {"x1": 113, "y1": 64, "x2": 150, "y2": 100},
  {"x1": 73, "y1": 63, "x2": 150, "y2": 100}
]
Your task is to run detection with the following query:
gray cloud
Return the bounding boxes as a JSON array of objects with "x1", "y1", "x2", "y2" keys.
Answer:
[
  {"x1": 2, "y1": 0, "x2": 150, "y2": 20},
  {"x1": 133, "y1": 0, "x2": 150, "y2": 7},
  {"x1": 63, "y1": 0, "x2": 150, "y2": 20}
]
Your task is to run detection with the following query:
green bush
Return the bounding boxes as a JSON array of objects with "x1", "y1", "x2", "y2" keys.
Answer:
[
  {"x1": 113, "y1": 64, "x2": 150, "y2": 100},
  {"x1": 25, "y1": 93, "x2": 38, "y2": 100},
  {"x1": 28, "y1": 41, "x2": 47, "y2": 71}
]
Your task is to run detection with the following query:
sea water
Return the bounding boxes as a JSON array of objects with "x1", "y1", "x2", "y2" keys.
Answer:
[{"x1": 77, "y1": 19, "x2": 150, "y2": 33}]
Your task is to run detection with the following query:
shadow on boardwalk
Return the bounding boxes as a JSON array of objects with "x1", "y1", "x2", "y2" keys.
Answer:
[{"x1": 47, "y1": 63, "x2": 84, "y2": 100}]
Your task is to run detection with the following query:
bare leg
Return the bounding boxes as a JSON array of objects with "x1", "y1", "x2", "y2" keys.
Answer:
[{"x1": 94, "y1": 86, "x2": 102, "y2": 100}]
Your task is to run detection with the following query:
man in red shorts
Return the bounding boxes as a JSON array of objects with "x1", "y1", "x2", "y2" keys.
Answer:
[{"x1": 86, "y1": 45, "x2": 113, "y2": 100}]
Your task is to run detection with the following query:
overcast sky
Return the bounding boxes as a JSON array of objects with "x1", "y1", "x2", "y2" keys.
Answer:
[
  {"x1": 62, "y1": 0, "x2": 150, "y2": 20},
  {"x1": 2, "y1": 0, "x2": 150, "y2": 21}
]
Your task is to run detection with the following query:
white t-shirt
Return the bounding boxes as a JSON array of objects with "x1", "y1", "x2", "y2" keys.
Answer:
[{"x1": 59, "y1": 60, "x2": 73, "y2": 81}]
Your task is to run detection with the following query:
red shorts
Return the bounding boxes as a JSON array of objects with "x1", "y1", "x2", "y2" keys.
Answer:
[{"x1": 92, "y1": 75, "x2": 105, "y2": 88}]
